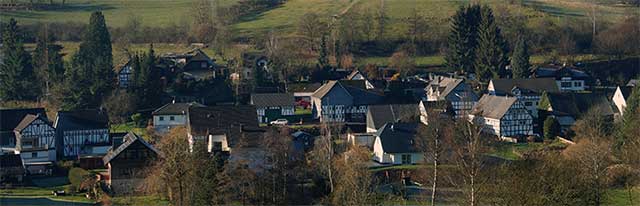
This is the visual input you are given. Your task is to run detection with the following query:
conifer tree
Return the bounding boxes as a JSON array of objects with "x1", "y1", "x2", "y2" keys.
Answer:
[
  {"x1": 510, "y1": 37, "x2": 530, "y2": 79},
  {"x1": 63, "y1": 11, "x2": 114, "y2": 109},
  {"x1": 474, "y1": 6, "x2": 509, "y2": 82},
  {"x1": 444, "y1": 5, "x2": 481, "y2": 74},
  {"x1": 318, "y1": 34, "x2": 329, "y2": 69},
  {"x1": 33, "y1": 26, "x2": 65, "y2": 95},
  {"x1": 0, "y1": 18, "x2": 38, "y2": 101}
]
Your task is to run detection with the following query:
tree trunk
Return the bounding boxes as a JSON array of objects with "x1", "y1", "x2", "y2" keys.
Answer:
[{"x1": 431, "y1": 138, "x2": 438, "y2": 206}]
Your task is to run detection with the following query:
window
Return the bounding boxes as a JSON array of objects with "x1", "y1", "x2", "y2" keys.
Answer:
[
  {"x1": 525, "y1": 102, "x2": 533, "y2": 106},
  {"x1": 32, "y1": 152, "x2": 37, "y2": 158},
  {"x1": 574, "y1": 82, "x2": 582, "y2": 87},
  {"x1": 170, "y1": 116, "x2": 175, "y2": 121},
  {"x1": 159, "y1": 116, "x2": 164, "y2": 121},
  {"x1": 401, "y1": 154, "x2": 412, "y2": 164},
  {"x1": 561, "y1": 82, "x2": 572, "y2": 88}
]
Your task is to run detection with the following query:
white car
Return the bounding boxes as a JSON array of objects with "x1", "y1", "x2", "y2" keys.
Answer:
[{"x1": 270, "y1": 119, "x2": 288, "y2": 126}]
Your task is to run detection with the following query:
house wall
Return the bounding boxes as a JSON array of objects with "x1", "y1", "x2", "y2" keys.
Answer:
[
  {"x1": 389, "y1": 153, "x2": 423, "y2": 165},
  {"x1": 107, "y1": 142, "x2": 157, "y2": 195},
  {"x1": 373, "y1": 137, "x2": 392, "y2": 163},
  {"x1": 613, "y1": 87, "x2": 627, "y2": 116},
  {"x1": 60, "y1": 129, "x2": 110, "y2": 158},
  {"x1": 256, "y1": 106, "x2": 295, "y2": 123},
  {"x1": 557, "y1": 78, "x2": 585, "y2": 91},
  {"x1": 153, "y1": 114, "x2": 187, "y2": 133},
  {"x1": 15, "y1": 119, "x2": 57, "y2": 163},
  {"x1": 347, "y1": 133, "x2": 375, "y2": 148},
  {"x1": 313, "y1": 86, "x2": 355, "y2": 122},
  {"x1": 499, "y1": 101, "x2": 534, "y2": 137},
  {"x1": 208, "y1": 134, "x2": 230, "y2": 152},
  {"x1": 118, "y1": 65, "x2": 132, "y2": 88}
]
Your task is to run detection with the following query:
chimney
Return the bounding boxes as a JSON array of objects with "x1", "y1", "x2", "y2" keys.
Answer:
[{"x1": 390, "y1": 124, "x2": 394, "y2": 131}]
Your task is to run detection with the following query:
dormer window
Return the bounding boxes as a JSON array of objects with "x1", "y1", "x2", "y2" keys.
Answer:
[{"x1": 511, "y1": 87, "x2": 521, "y2": 96}]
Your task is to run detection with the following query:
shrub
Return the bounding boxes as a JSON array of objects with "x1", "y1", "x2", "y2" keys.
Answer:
[
  {"x1": 543, "y1": 116, "x2": 560, "y2": 139},
  {"x1": 68, "y1": 167, "x2": 89, "y2": 191}
]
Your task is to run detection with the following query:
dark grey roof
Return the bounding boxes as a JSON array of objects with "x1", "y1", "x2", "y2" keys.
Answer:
[
  {"x1": 619, "y1": 86, "x2": 633, "y2": 99},
  {"x1": 431, "y1": 77, "x2": 463, "y2": 100},
  {"x1": 152, "y1": 102, "x2": 204, "y2": 115},
  {"x1": 312, "y1": 80, "x2": 384, "y2": 105},
  {"x1": 0, "y1": 154, "x2": 23, "y2": 168},
  {"x1": 188, "y1": 106, "x2": 263, "y2": 147},
  {"x1": 367, "y1": 104, "x2": 418, "y2": 129},
  {"x1": 533, "y1": 66, "x2": 590, "y2": 80},
  {"x1": 490, "y1": 78, "x2": 559, "y2": 96},
  {"x1": 103, "y1": 132, "x2": 159, "y2": 164},
  {"x1": 376, "y1": 123, "x2": 423, "y2": 153},
  {"x1": 55, "y1": 109, "x2": 109, "y2": 131},
  {"x1": 471, "y1": 95, "x2": 518, "y2": 119},
  {"x1": 627, "y1": 79, "x2": 638, "y2": 87},
  {"x1": 546, "y1": 93, "x2": 614, "y2": 117},
  {"x1": 250, "y1": 93, "x2": 295, "y2": 107},
  {"x1": 0, "y1": 108, "x2": 46, "y2": 145}
]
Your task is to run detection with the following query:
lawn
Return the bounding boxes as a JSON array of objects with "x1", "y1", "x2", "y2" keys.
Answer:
[
  {"x1": 0, "y1": 186, "x2": 95, "y2": 204},
  {"x1": 606, "y1": 187, "x2": 640, "y2": 206},
  {"x1": 0, "y1": 0, "x2": 239, "y2": 28},
  {"x1": 111, "y1": 122, "x2": 149, "y2": 140},
  {"x1": 487, "y1": 139, "x2": 568, "y2": 160}
]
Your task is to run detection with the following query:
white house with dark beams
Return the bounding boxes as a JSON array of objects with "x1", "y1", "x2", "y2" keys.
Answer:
[
  {"x1": 311, "y1": 80, "x2": 384, "y2": 123},
  {"x1": 116, "y1": 59, "x2": 133, "y2": 89},
  {"x1": 13, "y1": 114, "x2": 56, "y2": 175},
  {"x1": 469, "y1": 95, "x2": 533, "y2": 139},
  {"x1": 373, "y1": 123, "x2": 424, "y2": 165},
  {"x1": 54, "y1": 109, "x2": 111, "y2": 159},
  {"x1": 532, "y1": 65, "x2": 590, "y2": 92},
  {"x1": 425, "y1": 76, "x2": 478, "y2": 118},
  {"x1": 488, "y1": 78, "x2": 559, "y2": 118},
  {"x1": 250, "y1": 93, "x2": 295, "y2": 124}
]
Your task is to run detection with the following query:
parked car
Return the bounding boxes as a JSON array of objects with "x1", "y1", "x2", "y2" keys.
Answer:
[{"x1": 270, "y1": 119, "x2": 288, "y2": 125}]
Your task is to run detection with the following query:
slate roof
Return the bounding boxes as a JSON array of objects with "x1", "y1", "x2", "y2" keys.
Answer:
[
  {"x1": 152, "y1": 102, "x2": 204, "y2": 115},
  {"x1": 54, "y1": 109, "x2": 109, "y2": 131},
  {"x1": 14, "y1": 114, "x2": 51, "y2": 133},
  {"x1": 250, "y1": 93, "x2": 295, "y2": 107},
  {"x1": 619, "y1": 86, "x2": 633, "y2": 99},
  {"x1": 368, "y1": 104, "x2": 419, "y2": 129},
  {"x1": 470, "y1": 95, "x2": 518, "y2": 119},
  {"x1": 627, "y1": 79, "x2": 638, "y2": 87},
  {"x1": 376, "y1": 123, "x2": 423, "y2": 153},
  {"x1": 0, "y1": 154, "x2": 23, "y2": 168},
  {"x1": 188, "y1": 106, "x2": 263, "y2": 147},
  {"x1": 312, "y1": 80, "x2": 384, "y2": 105},
  {"x1": 0, "y1": 108, "x2": 46, "y2": 146},
  {"x1": 546, "y1": 93, "x2": 614, "y2": 117},
  {"x1": 103, "y1": 132, "x2": 159, "y2": 164},
  {"x1": 429, "y1": 77, "x2": 464, "y2": 100},
  {"x1": 346, "y1": 70, "x2": 365, "y2": 80},
  {"x1": 490, "y1": 78, "x2": 559, "y2": 96},
  {"x1": 533, "y1": 66, "x2": 590, "y2": 80}
]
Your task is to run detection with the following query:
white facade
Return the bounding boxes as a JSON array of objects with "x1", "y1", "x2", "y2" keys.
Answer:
[
  {"x1": 347, "y1": 133, "x2": 375, "y2": 148},
  {"x1": 372, "y1": 137, "x2": 423, "y2": 165},
  {"x1": 61, "y1": 129, "x2": 110, "y2": 157},
  {"x1": 207, "y1": 134, "x2": 230, "y2": 152},
  {"x1": 469, "y1": 100, "x2": 533, "y2": 138},
  {"x1": 256, "y1": 106, "x2": 295, "y2": 123},
  {"x1": 153, "y1": 114, "x2": 188, "y2": 133},
  {"x1": 613, "y1": 86, "x2": 627, "y2": 116},
  {"x1": 557, "y1": 78, "x2": 585, "y2": 92},
  {"x1": 14, "y1": 118, "x2": 56, "y2": 164}
]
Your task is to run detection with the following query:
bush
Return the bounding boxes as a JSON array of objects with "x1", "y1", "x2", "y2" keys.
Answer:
[
  {"x1": 131, "y1": 113, "x2": 145, "y2": 127},
  {"x1": 543, "y1": 116, "x2": 560, "y2": 139},
  {"x1": 68, "y1": 167, "x2": 89, "y2": 191}
]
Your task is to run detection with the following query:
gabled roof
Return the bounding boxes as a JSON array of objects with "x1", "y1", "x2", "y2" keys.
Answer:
[
  {"x1": 312, "y1": 80, "x2": 384, "y2": 105},
  {"x1": 376, "y1": 123, "x2": 423, "y2": 153},
  {"x1": 0, "y1": 108, "x2": 46, "y2": 146},
  {"x1": 533, "y1": 65, "x2": 590, "y2": 80},
  {"x1": 152, "y1": 102, "x2": 204, "y2": 115},
  {"x1": 368, "y1": 104, "x2": 418, "y2": 129},
  {"x1": 188, "y1": 106, "x2": 263, "y2": 147},
  {"x1": 55, "y1": 109, "x2": 109, "y2": 131},
  {"x1": 546, "y1": 92, "x2": 614, "y2": 117},
  {"x1": 470, "y1": 95, "x2": 518, "y2": 119},
  {"x1": 14, "y1": 114, "x2": 51, "y2": 133},
  {"x1": 628, "y1": 79, "x2": 639, "y2": 87},
  {"x1": 490, "y1": 78, "x2": 559, "y2": 96},
  {"x1": 312, "y1": 81, "x2": 340, "y2": 99},
  {"x1": 103, "y1": 132, "x2": 159, "y2": 164},
  {"x1": 430, "y1": 77, "x2": 464, "y2": 99},
  {"x1": 250, "y1": 93, "x2": 295, "y2": 107},
  {"x1": 346, "y1": 70, "x2": 366, "y2": 80},
  {"x1": 114, "y1": 58, "x2": 131, "y2": 74},
  {"x1": 618, "y1": 86, "x2": 633, "y2": 100}
]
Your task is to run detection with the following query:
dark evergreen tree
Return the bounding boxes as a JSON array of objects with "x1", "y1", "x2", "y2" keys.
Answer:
[
  {"x1": 474, "y1": 6, "x2": 509, "y2": 82},
  {"x1": 63, "y1": 11, "x2": 114, "y2": 110},
  {"x1": 318, "y1": 34, "x2": 329, "y2": 68},
  {"x1": 444, "y1": 5, "x2": 481, "y2": 74},
  {"x1": 33, "y1": 26, "x2": 65, "y2": 95},
  {"x1": 0, "y1": 18, "x2": 38, "y2": 101},
  {"x1": 129, "y1": 53, "x2": 142, "y2": 92},
  {"x1": 619, "y1": 85, "x2": 640, "y2": 146},
  {"x1": 139, "y1": 44, "x2": 163, "y2": 109},
  {"x1": 510, "y1": 37, "x2": 530, "y2": 79},
  {"x1": 543, "y1": 116, "x2": 560, "y2": 139}
]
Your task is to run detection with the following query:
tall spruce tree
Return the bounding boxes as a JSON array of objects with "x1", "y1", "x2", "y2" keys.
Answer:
[
  {"x1": 510, "y1": 37, "x2": 530, "y2": 79},
  {"x1": 444, "y1": 5, "x2": 481, "y2": 74},
  {"x1": 474, "y1": 6, "x2": 509, "y2": 82},
  {"x1": 63, "y1": 11, "x2": 114, "y2": 110},
  {"x1": 0, "y1": 18, "x2": 38, "y2": 101},
  {"x1": 619, "y1": 85, "x2": 640, "y2": 146},
  {"x1": 33, "y1": 26, "x2": 65, "y2": 96},
  {"x1": 318, "y1": 34, "x2": 329, "y2": 69},
  {"x1": 138, "y1": 44, "x2": 163, "y2": 109}
]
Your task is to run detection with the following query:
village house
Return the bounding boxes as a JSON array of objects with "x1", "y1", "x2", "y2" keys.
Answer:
[
  {"x1": 54, "y1": 109, "x2": 110, "y2": 159},
  {"x1": 187, "y1": 105, "x2": 263, "y2": 153},
  {"x1": 181, "y1": 49, "x2": 219, "y2": 81},
  {"x1": 115, "y1": 59, "x2": 133, "y2": 89},
  {"x1": 612, "y1": 86, "x2": 634, "y2": 118},
  {"x1": 103, "y1": 132, "x2": 159, "y2": 195},
  {"x1": 418, "y1": 100, "x2": 453, "y2": 125},
  {"x1": 469, "y1": 95, "x2": 534, "y2": 140},
  {"x1": 366, "y1": 104, "x2": 418, "y2": 133},
  {"x1": 346, "y1": 132, "x2": 376, "y2": 148},
  {"x1": 250, "y1": 93, "x2": 295, "y2": 124},
  {"x1": 0, "y1": 154, "x2": 25, "y2": 183},
  {"x1": 0, "y1": 108, "x2": 46, "y2": 148},
  {"x1": 311, "y1": 80, "x2": 385, "y2": 123},
  {"x1": 425, "y1": 76, "x2": 478, "y2": 118},
  {"x1": 373, "y1": 123, "x2": 424, "y2": 165},
  {"x1": 346, "y1": 70, "x2": 375, "y2": 89},
  {"x1": 532, "y1": 65, "x2": 590, "y2": 92},
  {"x1": 488, "y1": 78, "x2": 559, "y2": 118},
  {"x1": 152, "y1": 102, "x2": 204, "y2": 133},
  {"x1": 627, "y1": 79, "x2": 638, "y2": 87},
  {"x1": 538, "y1": 92, "x2": 614, "y2": 132},
  {"x1": 13, "y1": 114, "x2": 57, "y2": 175}
]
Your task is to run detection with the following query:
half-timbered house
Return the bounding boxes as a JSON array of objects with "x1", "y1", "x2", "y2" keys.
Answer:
[
  {"x1": 311, "y1": 80, "x2": 385, "y2": 123},
  {"x1": 469, "y1": 95, "x2": 533, "y2": 139},
  {"x1": 115, "y1": 59, "x2": 133, "y2": 89},
  {"x1": 488, "y1": 78, "x2": 559, "y2": 118},
  {"x1": 425, "y1": 76, "x2": 478, "y2": 118},
  {"x1": 13, "y1": 114, "x2": 56, "y2": 174},
  {"x1": 0, "y1": 108, "x2": 46, "y2": 148},
  {"x1": 54, "y1": 109, "x2": 110, "y2": 159}
]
